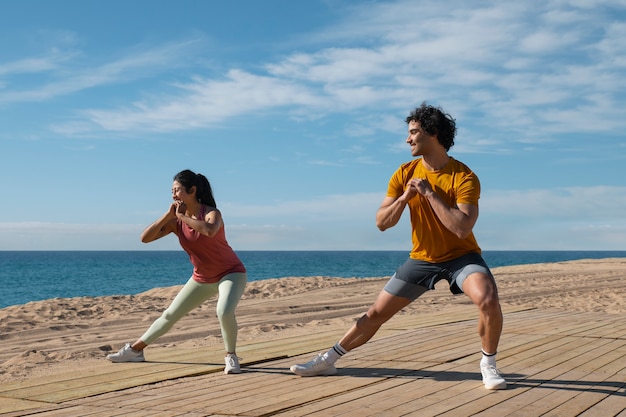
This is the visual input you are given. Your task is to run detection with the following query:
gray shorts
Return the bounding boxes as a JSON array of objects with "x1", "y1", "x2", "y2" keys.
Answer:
[{"x1": 383, "y1": 252, "x2": 493, "y2": 301}]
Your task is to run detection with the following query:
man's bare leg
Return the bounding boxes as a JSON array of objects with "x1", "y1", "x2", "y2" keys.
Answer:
[
  {"x1": 290, "y1": 289, "x2": 412, "y2": 376},
  {"x1": 339, "y1": 290, "x2": 412, "y2": 351},
  {"x1": 462, "y1": 272, "x2": 503, "y2": 353},
  {"x1": 462, "y1": 272, "x2": 507, "y2": 389}
]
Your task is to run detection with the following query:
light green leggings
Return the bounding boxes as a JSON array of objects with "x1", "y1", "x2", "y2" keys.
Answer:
[{"x1": 139, "y1": 272, "x2": 247, "y2": 352}]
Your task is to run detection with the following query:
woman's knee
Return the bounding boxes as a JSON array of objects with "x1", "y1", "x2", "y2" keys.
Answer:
[
  {"x1": 160, "y1": 308, "x2": 179, "y2": 323},
  {"x1": 216, "y1": 274, "x2": 246, "y2": 318},
  {"x1": 216, "y1": 305, "x2": 236, "y2": 319}
]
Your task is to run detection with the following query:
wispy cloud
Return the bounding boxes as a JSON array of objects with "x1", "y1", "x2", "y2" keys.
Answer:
[
  {"x1": 2, "y1": 0, "x2": 624, "y2": 252},
  {"x1": 0, "y1": 38, "x2": 204, "y2": 105},
  {"x1": 65, "y1": 70, "x2": 323, "y2": 133},
  {"x1": 0, "y1": 56, "x2": 65, "y2": 76},
  {"x1": 37, "y1": 0, "x2": 624, "y2": 145}
]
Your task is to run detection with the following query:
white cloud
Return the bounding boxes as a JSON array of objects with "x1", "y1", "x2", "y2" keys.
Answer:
[
  {"x1": 0, "y1": 38, "x2": 203, "y2": 105},
  {"x1": 0, "y1": 57, "x2": 62, "y2": 76},
  {"x1": 15, "y1": 0, "x2": 613, "y2": 148},
  {"x1": 56, "y1": 69, "x2": 324, "y2": 133},
  {"x1": 481, "y1": 186, "x2": 626, "y2": 220},
  {"x1": 2, "y1": 185, "x2": 624, "y2": 251},
  {"x1": 223, "y1": 192, "x2": 382, "y2": 222},
  {"x1": 477, "y1": 186, "x2": 626, "y2": 249},
  {"x1": 0, "y1": 222, "x2": 148, "y2": 250},
  {"x1": 2, "y1": 0, "x2": 625, "y2": 252}
]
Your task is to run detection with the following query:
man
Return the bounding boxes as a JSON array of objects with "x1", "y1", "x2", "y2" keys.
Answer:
[{"x1": 290, "y1": 102, "x2": 506, "y2": 390}]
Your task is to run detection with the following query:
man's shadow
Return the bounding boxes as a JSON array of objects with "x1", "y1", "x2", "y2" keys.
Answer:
[{"x1": 247, "y1": 366, "x2": 625, "y2": 396}]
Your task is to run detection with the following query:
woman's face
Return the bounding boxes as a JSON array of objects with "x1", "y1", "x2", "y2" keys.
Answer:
[{"x1": 171, "y1": 181, "x2": 194, "y2": 203}]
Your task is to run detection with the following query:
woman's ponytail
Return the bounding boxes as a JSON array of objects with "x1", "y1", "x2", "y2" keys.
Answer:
[{"x1": 195, "y1": 173, "x2": 217, "y2": 208}]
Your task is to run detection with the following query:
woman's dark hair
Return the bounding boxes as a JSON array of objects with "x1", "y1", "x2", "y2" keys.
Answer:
[
  {"x1": 405, "y1": 102, "x2": 457, "y2": 151},
  {"x1": 174, "y1": 169, "x2": 217, "y2": 207}
]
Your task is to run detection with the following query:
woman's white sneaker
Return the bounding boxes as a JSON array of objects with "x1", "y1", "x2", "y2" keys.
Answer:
[
  {"x1": 106, "y1": 343, "x2": 145, "y2": 363},
  {"x1": 224, "y1": 354, "x2": 241, "y2": 374}
]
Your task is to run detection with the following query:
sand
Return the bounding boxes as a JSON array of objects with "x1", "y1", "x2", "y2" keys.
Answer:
[{"x1": 1, "y1": 258, "x2": 625, "y2": 383}]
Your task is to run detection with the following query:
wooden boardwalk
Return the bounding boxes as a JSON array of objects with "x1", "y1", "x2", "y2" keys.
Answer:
[{"x1": 0, "y1": 306, "x2": 624, "y2": 416}]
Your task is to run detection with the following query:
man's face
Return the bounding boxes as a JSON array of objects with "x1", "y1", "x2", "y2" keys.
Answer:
[{"x1": 406, "y1": 120, "x2": 435, "y2": 157}]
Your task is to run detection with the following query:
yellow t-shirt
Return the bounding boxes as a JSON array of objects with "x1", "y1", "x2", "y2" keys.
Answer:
[{"x1": 386, "y1": 157, "x2": 482, "y2": 263}]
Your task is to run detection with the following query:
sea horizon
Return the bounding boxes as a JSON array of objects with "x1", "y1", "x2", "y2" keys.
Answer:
[{"x1": 2, "y1": 250, "x2": 625, "y2": 309}]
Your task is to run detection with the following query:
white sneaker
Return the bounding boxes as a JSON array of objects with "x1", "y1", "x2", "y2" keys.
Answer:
[
  {"x1": 107, "y1": 343, "x2": 145, "y2": 363},
  {"x1": 224, "y1": 353, "x2": 241, "y2": 374},
  {"x1": 481, "y1": 364, "x2": 507, "y2": 390},
  {"x1": 290, "y1": 353, "x2": 337, "y2": 377}
]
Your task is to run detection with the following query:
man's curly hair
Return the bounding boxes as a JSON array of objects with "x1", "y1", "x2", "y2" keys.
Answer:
[{"x1": 405, "y1": 102, "x2": 457, "y2": 151}]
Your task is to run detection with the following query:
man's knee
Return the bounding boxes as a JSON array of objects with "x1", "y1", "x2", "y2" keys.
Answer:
[
  {"x1": 477, "y1": 293, "x2": 501, "y2": 314},
  {"x1": 472, "y1": 286, "x2": 502, "y2": 324},
  {"x1": 364, "y1": 306, "x2": 395, "y2": 325},
  {"x1": 464, "y1": 273, "x2": 498, "y2": 300}
]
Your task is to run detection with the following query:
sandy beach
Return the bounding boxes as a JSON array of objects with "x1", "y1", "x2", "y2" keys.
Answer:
[{"x1": 1, "y1": 258, "x2": 625, "y2": 384}]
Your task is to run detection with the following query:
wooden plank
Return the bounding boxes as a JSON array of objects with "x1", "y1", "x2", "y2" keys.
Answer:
[
  {"x1": 470, "y1": 370, "x2": 608, "y2": 417},
  {"x1": 218, "y1": 359, "x2": 396, "y2": 416},
  {"x1": 0, "y1": 397, "x2": 61, "y2": 415},
  {"x1": 3, "y1": 363, "x2": 220, "y2": 403},
  {"x1": 0, "y1": 329, "x2": 344, "y2": 403},
  {"x1": 68, "y1": 371, "x2": 233, "y2": 413},
  {"x1": 576, "y1": 393, "x2": 626, "y2": 417},
  {"x1": 249, "y1": 359, "x2": 442, "y2": 417},
  {"x1": 367, "y1": 363, "x2": 497, "y2": 417},
  {"x1": 0, "y1": 308, "x2": 492, "y2": 408},
  {"x1": 440, "y1": 324, "x2": 626, "y2": 417},
  {"x1": 280, "y1": 378, "x2": 429, "y2": 417},
  {"x1": 1, "y1": 309, "x2": 624, "y2": 417},
  {"x1": 540, "y1": 383, "x2": 623, "y2": 417}
]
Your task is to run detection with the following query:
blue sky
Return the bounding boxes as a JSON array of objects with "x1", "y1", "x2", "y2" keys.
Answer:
[{"x1": 1, "y1": 0, "x2": 625, "y2": 251}]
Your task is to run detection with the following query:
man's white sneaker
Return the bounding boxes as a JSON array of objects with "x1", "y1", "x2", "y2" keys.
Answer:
[
  {"x1": 106, "y1": 343, "x2": 145, "y2": 363},
  {"x1": 481, "y1": 364, "x2": 507, "y2": 390},
  {"x1": 224, "y1": 353, "x2": 241, "y2": 374},
  {"x1": 290, "y1": 353, "x2": 337, "y2": 377}
]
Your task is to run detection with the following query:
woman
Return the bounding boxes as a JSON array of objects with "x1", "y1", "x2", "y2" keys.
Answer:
[{"x1": 107, "y1": 169, "x2": 247, "y2": 374}]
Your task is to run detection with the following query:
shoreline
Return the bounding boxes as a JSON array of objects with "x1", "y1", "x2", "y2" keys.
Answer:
[
  {"x1": 1, "y1": 258, "x2": 625, "y2": 383},
  {"x1": 3, "y1": 250, "x2": 626, "y2": 309}
]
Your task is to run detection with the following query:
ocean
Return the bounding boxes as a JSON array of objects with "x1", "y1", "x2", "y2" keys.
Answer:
[{"x1": 1, "y1": 250, "x2": 625, "y2": 309}]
